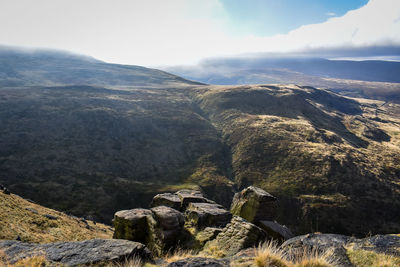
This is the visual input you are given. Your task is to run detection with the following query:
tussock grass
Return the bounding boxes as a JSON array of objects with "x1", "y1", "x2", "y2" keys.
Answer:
[{"x1": 254, "y1": 242, "x2": 335, "y2": 267}]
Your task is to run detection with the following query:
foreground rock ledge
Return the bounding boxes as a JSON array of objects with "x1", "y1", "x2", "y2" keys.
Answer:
[{"x1": 0, "y1": 239, "x2": 152, "y2": 266}]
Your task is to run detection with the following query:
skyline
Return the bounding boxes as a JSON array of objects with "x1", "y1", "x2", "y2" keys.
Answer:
[{"x1": 0, "y1": 0, "x2": 399, "y2": 66}]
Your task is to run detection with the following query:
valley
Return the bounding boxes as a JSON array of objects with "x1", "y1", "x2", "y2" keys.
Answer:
[{"x1": 0, "y1": 48, "x2": 399, "y2": 238}]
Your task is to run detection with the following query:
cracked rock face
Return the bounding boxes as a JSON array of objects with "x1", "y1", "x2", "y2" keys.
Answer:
[
  {"x1": 204, "y1": 216, "x2": 268, "y2": 257},
  {"x1": 0, "y1": 239, "x2": 152, "y2": 266}
]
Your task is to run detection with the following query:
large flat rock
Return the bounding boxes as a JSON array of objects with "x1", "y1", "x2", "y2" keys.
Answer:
[{"x1": 0, "y1": 239, "x2": 152, "y2": 266}]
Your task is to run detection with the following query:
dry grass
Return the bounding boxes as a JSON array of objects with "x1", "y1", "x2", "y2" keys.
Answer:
[
  {"x1": 0, "y1": 193, "x2": 113, "y2": 243},
  {"x1": 254, "y1": 242, "x2": 335, "y2": 267}
]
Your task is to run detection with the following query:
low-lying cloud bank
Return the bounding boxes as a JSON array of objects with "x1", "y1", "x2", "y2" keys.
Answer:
[{"x1": 229, "y1": 0, "x2": 400, "y2": 57}]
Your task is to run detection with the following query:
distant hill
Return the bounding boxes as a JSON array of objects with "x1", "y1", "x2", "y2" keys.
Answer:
[
  {"x1": 0, "y1": 48, "x2": 399, "y2": 236},
  {"x1": 164, "y1": 57, "x2": 400, "y2": 102},
  {"x1": 0, "y1": 46, "x2": 202, "y2": 87}
]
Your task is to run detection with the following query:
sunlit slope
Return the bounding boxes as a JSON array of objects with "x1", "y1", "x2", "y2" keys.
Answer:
[
  {"x1": 0, "y1": 192, "x2": 112, "y2": 243},
  {"x1": 192, "y1": 84, "x2": 400, "y2": 235}
]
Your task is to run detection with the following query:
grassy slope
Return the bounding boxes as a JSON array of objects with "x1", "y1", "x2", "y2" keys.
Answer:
[
  {"x1": 191, "y1": 85, "x2": 400, "y2": 236},
  {"x1": 0, "y1": 192, "x2": 112, "y2": 243}
]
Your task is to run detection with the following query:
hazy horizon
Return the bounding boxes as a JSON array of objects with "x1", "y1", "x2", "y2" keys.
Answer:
[{"x1": 1, "y1": 0, "x2": 399, "y2": 66}]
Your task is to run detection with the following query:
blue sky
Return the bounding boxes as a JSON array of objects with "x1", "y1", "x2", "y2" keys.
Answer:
[
  {"x1": 220, "y1": 0, "x2": 368, "y2": 36},
  {"x1": 0, "y1": 0, "x2": 398, "y2": 66}
]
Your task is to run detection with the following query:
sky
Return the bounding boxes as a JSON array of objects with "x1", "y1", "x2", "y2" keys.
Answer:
[{"x1": 0, "y1": 0, "x2": 399, "y2": 66}]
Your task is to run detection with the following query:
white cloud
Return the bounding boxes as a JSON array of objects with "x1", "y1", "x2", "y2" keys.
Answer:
[
  {"x1": 0, "y1": 0, "x2": 399, "y2": 66},
  {"x1": 232, "y1": 0, "x2": 400, "y2": 55},
  {"x1": 326, "y1": 12, "x2": 336, "y2": 17}
]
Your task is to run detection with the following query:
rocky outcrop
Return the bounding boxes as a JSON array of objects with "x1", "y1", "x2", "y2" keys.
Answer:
[
  {"x1": 167, "y1": 257, "x2": 230, "y2": 267},
  {"x1": 204, "y1": 216, "x2": 268, "y2": 257},
  {"x1": 258, "y1": 220, "x2": 294, "y2": 242},
  {"x1": 185, "y1": 203, "x2": 232, "y2": 230},
  {"x1": 0, "y1": 239, "x2": 152, "y2": 266},
  {"x1": 151, "y1": 193, "x2": 181, "y2": 210},
  {"x1": 230, "y1": 186, "x2": 277, "y2": 223}
]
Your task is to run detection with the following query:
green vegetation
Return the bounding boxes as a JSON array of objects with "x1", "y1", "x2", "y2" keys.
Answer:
[{"x1": 346, "y1": 246, "x2": 400, "y2": 267}]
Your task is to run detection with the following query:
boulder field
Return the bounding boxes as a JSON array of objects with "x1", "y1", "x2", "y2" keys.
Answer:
[{"x1": 1, "y1": 186, "x2": 399, "y2": 266}]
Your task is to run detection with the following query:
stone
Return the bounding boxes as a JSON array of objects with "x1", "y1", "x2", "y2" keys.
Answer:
[
  {"x1": 25, "y1": 208, "x2": 39, "y2": 214},
  {"x1": 43, "y1": 214, "x2": 57, "y2": 220},
  {"x1": 195, "y1": 227, "x2": 223, "y2": 247},
  {"x1": 151, "y1": 193, "x2": 182, "y2": 210},
  {"x1": 113, "y1": 208, "x2": 153, "y2": 243},
  {"x1": 258, "y1": 221, "x2": 294, "y2": 242},
  {"x1": 185, "y1": 203, "x2": 232, "y2": 229},
  {"x1": 167, "y1": 257, "x2": 230, "y2": 267},
  {"x1": 149, "y1": 206, "x2": 185, "y2": 255},
  {"x1": 0, "y1": 239, "x2": 152, "y2": 266},
  {"x1": 176, "y1": 189, "x2": 210, "y2": 208},
  {"x1": 230, "y1": 186, "x2": 277, "y2": 223},
  {"x1": 204, "y1": 216, "x2": 267, "y2": 257}
]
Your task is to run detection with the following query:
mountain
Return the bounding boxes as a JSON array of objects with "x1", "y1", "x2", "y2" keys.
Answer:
[
  {"x1": 0, "y1": 48, "x2": 399, "y2": 237},
  {"x1": 0, "y1": 46, "x2": 202, "y2": 87},
  {"x1": 164, "y1": 57, "x2": 400, "y2": 102}
]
